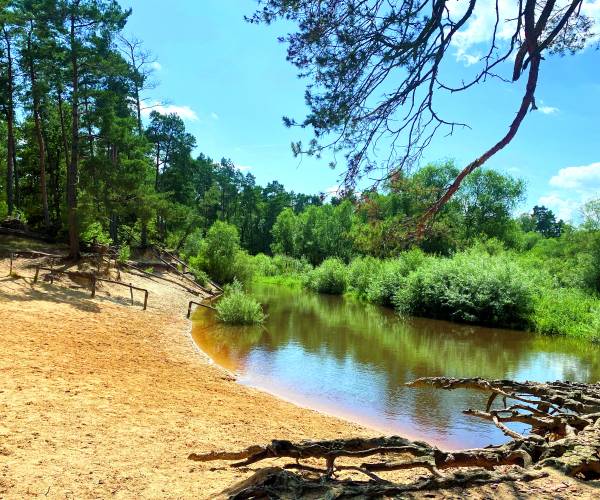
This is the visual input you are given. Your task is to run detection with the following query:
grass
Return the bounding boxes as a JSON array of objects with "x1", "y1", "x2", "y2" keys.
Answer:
[
  {"x1": 215, "y1": 281, "x2": 266, "y2": 325},
  {"x1": 253, "y1": 274, "x2": 303, "y2": 288}
]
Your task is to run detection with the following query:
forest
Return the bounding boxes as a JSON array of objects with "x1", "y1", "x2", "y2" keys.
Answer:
[
  {"x1": 1, "y1": 0, "x2": 599, "y2": 340},
  {"x1": 2, "y1": 0, "x2": 600, "y2": 497}
]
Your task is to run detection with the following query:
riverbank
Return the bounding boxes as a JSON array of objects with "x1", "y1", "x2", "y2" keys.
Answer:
[
  {"x1": 0, "y1": 256, "x2": 596, "y2": 498},
  {"x1": 0, "y1": 257, "x2": 370, "y2": 498}
]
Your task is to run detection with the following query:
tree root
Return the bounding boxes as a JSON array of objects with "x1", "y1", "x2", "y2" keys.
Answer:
[{"x1": 190, "y1": 376, "x2": 600, "y2": 497}]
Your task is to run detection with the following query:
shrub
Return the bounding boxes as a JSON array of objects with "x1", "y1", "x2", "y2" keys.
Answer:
[
  {"x1": 393, "y1": 250, "x2": 535, "y2": 328},
  {"x1": 253, "y1": 253, "x2": 278, "y2": 276},
  {"x1": 366, "y1": 249, "x2": 427, "y2": 306},
  {"x1": 231, "y1": 250, "x2": 256, "y2": 284},
  {"x1": 179, "y1": 228, "x2": 204, "y2": 260},
  {"x1": 347, "y1": 256, "x2": 382, "y2": 298},
  {"x1": 272, "y1": 254, "x2": 312, "y2": 275},
  {"x1": 304, "y1": 257, "x2": 348, "y2": 294},
  {"x1": 200, "y1": 221, "x2": 241, "y2": 284},
  {"x1": 81, "y1": 222, "x2": 112, "y2": 246},
  {"x1": 190, "y1": 268, "x2": 209, "y2": 286},
  {"x1": 117, "y1": 245, "x2": 131, "y2": 263},
  {"x1": 530, "y1": 288, "x2": 600, "y2": 340},
  {"x1": 215, "y1": 281, "x2": 266, "y2": 325}
]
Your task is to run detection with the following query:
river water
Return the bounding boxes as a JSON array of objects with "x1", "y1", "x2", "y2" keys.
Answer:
[{"x1": 191, "y1": 283, "x2": 600, "y2": 449}]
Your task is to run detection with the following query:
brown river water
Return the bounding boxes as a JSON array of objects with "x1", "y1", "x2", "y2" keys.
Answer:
[{"x1": 192, "y1": 283, "x2": 600, "y2": 450}]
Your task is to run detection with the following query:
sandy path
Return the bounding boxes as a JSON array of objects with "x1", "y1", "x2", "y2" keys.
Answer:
[
  {"x1": 0, "y1": 258, "x2": 370, "y2": 499},
  {"x1": 0, "y1": 257, "x2": 597, "y2": 499}
]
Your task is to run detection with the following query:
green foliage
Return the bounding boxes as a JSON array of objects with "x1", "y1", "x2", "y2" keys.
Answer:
[
  {"x1": 191, "y1": 268, "x2": 209, "y2": 286},
  {"x1": 304, "y1": 258, "x2": 348, "y2": 294},
  {"x1": 582, "y1": 199, "x2": 600, "y2": 230},
  {"x1": 271, "y1": 201, "x2": 355, "y2": 264},
  {"x1": 231, "y1": 250, "x2": 257, "y2": 285},
  {"x1": 365, "y1": 249, "x2": 427, "y2": 306},
  {"x1": 186, "y1": 221, "x2": 255, "y2": 285},
  {"x1": 202, "y1": 221, "x2": 241, "y2": 284},
  {"x1": 81, "y1": 222, "x2": 112, "y2": 246},
  {"x1": 180, "y1": 228, "x2": 204, "y2": 259},
  {"x1": 117, "y1": 245, "x2": 131, "y2": 263},
  {"x1": 347, "y1": 256, "x2": 383, "y2": 298},
  {"x1": 393, "y1": 250, "x2": 535, "y2": 328},
  {"x1": 530, "y1": 289, "x2": 600, "y2": 341},
  {"x1": 0, "y1": 200, "x2": 7, "y2": 220},
  {"x1": 253, "y1": 253, "x2": 313, "y2": 277},
  {"x1": 215, "y1": 280, "x2": 266, "y2": 325}
]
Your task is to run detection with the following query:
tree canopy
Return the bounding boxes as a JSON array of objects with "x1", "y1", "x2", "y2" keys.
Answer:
[{"x1": 249, "y1": 0, "x2": 595, "y2": 230}]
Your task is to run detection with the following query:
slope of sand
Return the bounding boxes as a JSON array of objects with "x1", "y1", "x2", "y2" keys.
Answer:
[{"x1": 0, "y1": 256, "x2": 596, "y2": 499}]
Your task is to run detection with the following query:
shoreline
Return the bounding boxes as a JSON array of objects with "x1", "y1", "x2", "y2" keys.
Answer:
[
  {"x1": 1, "y1": 256, "x2": 594, "y2": 499},
  {"x1": 0, "y1": 258, "x2": 372, "y2": 498}
]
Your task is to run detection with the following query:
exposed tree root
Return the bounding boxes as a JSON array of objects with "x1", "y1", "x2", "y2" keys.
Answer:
[{"x1": 190, "y1": 377, "x2": 600, "y2": 497}]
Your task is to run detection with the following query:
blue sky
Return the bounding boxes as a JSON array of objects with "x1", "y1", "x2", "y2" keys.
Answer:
[{"x1": 123, "y1": 0, "x2": 600, "y2": 221}]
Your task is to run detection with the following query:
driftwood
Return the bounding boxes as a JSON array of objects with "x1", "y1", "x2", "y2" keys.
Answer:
[{"x1": 190, "y1": 377, "x2": 600, "y2": 497}]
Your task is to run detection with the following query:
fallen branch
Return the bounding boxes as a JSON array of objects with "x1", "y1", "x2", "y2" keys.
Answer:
[{"x1": 191, "y1": 376, "x2": 600, "y2": 496}]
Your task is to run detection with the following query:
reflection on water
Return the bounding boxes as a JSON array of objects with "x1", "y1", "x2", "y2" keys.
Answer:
[{"x1": 192, "y1": 283, "x2": 600, "y2": 450}]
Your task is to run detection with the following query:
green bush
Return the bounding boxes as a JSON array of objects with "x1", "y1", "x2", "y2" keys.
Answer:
[
  {"x1": 393, "y1": 250, "x2": 535, "y2": 328},
  {"x1": 117, "y1": 245, "x2": 131, "y2": 263},
  {"x1": 304, "y1": 258, "x2": 348, "y2": 294},
  {"x1": 202, "y1": 221, "x2": 240, "y2": 284},
  {"x1": 0, "y1": 200, "x2": 7, "y2": 220},
  {"x1": 253, "y1": 253, "x2": 278, "y2": 276},
  {"x1": 215, "y1": 281, "x2": 266, "y2": 325},
  {"x1": 366, "y1": 249, "x2": 427, "y2": 306},
  {"x1": 530, "y1": 288, "x2": 600, "y2": 340},
  {"x1": 81, "y1": 222, "x2": 112, "y2": 246},
  {"x1": 190, "y1": 268, "x2": 209, "y2": 286},
  {"x1": 272, "y1": 254, "x2": 312, "y2": 275},
  {"x1": 231, "y1": 250, "x2": 256, "y2": 284},
  {"x1": 180, "y1": 228, "x2": 204, "y2": 260},
  {"x1": 347, "y1": 256, "x2": 382, "y2": 298}
]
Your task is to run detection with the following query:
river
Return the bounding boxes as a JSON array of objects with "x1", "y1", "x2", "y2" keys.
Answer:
[{"x1": 191, "y1": 283, "x2": 600, "y2": 450}]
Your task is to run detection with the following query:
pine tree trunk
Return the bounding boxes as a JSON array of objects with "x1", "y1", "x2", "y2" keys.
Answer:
[
  {"x1": 27, "y1": 28, "x2": 50, "y2": 230},
  {"x1": 67, "y1": 11, "x2": 80, "y2": 258},
  {"x1": 3, "y1": 27, "x2": 15, "y2": 216}
]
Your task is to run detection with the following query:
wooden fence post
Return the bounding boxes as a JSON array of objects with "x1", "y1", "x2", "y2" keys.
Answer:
[
  {"x1": 34, "y1": 265, "x2": 39, "y2": 283},
  {"x1": 91, "y1": 275, "x2": 96, "y2": 298},
  {"x1": 9, "y1": 253, "x2": 13, "y2": 276},
  {"x1": 143, "y1": 291, "x2": 148, "y2": 311},
  {"x1": 129, "y1": 283, "x2": 134, "y2": 305}
]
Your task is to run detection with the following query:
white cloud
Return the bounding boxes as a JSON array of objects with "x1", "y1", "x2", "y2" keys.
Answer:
[
  {"x1": 450, "y1": 0, "x2": 518, "y2": 64},
  {"x1": 450, "y1": 0, "x2": 600, "y2": 64},
  {"x1": 538, "y1": 162, "x2": 600, "y2": 222},
  {"x1": 210, "y1": 112, "x2": 219, "y2": 120},
  {"x1": 537, "y1": 194, "x2": 580, "y2": 221},
  {"x1": 549, "y1": 162, "x2": 600, "y2": 190},
  {"x1": 538, "y1": 105, "x2": 559, "y2": 115},
  {"x1": 583, "y1": 0, "x2": 600, "y2": 30},
  {"x1": 141, "y1": 101, "x2": 199, "y2": 121},
  {"x1": 150, "y1": 61, "x2": 162, "y2": 71},
  {"x1": 234, "y1": 164, "x2": 252, "y2": 172}
]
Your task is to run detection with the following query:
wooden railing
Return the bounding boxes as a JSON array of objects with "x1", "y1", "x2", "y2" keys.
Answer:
[
  {"x1": 187, "y1": 299, "x2": 217, "y2": 319},
  {"x1": 33, "y1": 265, "x2": 149, "y2": 310}
]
